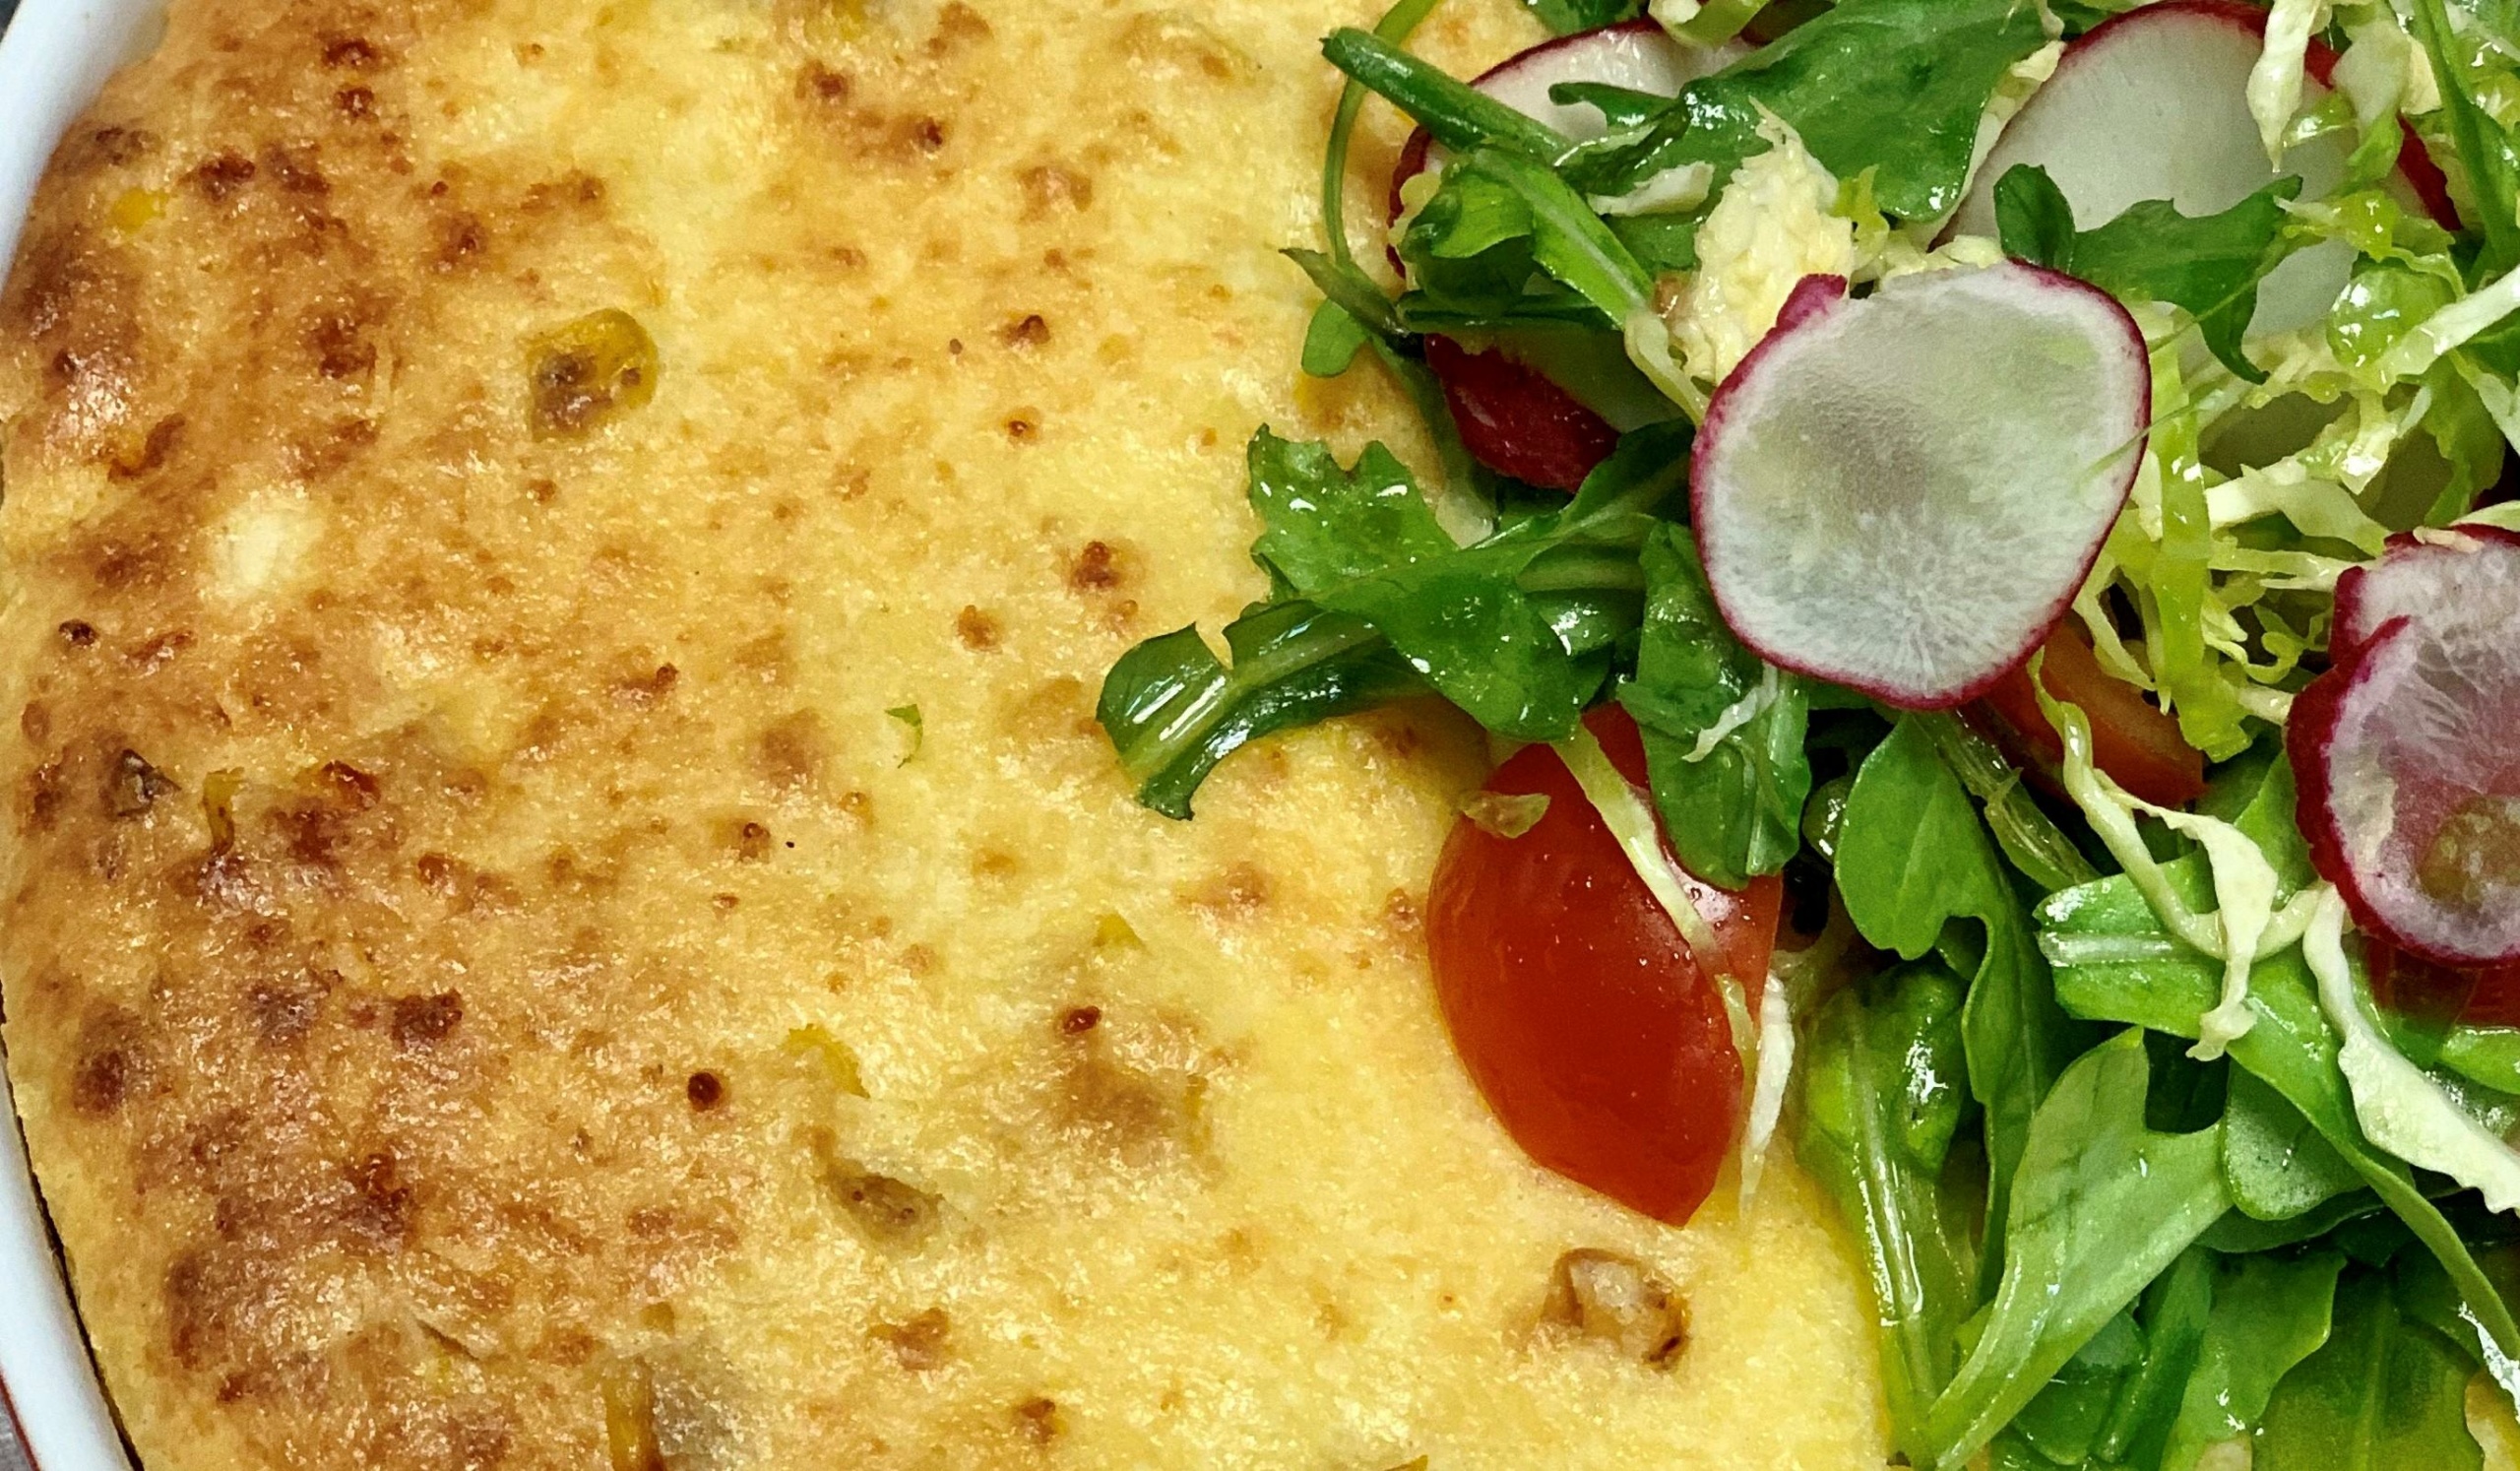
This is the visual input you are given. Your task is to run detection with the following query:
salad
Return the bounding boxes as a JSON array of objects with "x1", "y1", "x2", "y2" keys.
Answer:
[{"x1": 1097, "y1": 0, "x2": 2520, "y2": 1465}]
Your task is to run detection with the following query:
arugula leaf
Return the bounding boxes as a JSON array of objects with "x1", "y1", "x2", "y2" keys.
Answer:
[
  {"x1": 1546, "y1": 81, "x2": 1678, "y2": 132},
  {"x1": 1797, "y1": 963, "x2": 1980, "y2": 1466},
  {"x1": 1838, "y1": 716, "x2": 2079, "y2": 1264},
  {"x1": 2444, "y1": 1024, "x2": 2520, "y2": 1095},
  {"x1": 2093, "y1": 1247, "x2": 2219, "y2": 1468},
  {"x1": 1241, "y1": 425, "x2": 1686, "y2": 740},
  {"x1": 1995, "y1": 163, "x2": 2300, "y2": 382},
  {"x1": 1520, "y1": 0, "x2": 1644, "y2": 34},
  {"x1": 1320, "y1": 29, "x2": 1574, "y2": 163},
  {"x1": 2223, "y1": 1064, "x2": 2364, "y2": 1223},
  {"x1": 2254, "y1": 1267, "x2": 2485, "y2": 1470},
  {"x1": 1401, "y1": 149, "x2": 1658, "y2": 331},
  {"x1": 1300, "y1": 299, "x2": 1371, "y2": 377},
  {"x1": 1617, "y1": 525, "x2": 1810, "y2": 889},
  {"x1": 1098, "y1": 603, "x2": 1423, "y2": 818},
  {"x1": 2158, "y1": 1250, "x2": 2346, "y2": 1471},
  {"x1": 2040, "y1": 862, "x2": 2520, "y2": 1360},
  {"x1": 2010, "y1": 1309, "x2": 2150, "y2": 1464},
  {"x1": 1565, "y1": 0, "x2": 2048, "y2": 219},
  {"x1": 1923, "y1": 1030, "x2": 2232, "y2": 1469},
  {"x1": 1911, "y1": 710, "x2": 2100, "y2": 895}
]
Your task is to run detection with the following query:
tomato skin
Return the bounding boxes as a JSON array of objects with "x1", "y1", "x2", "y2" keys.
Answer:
[
  {"x1": 1978, "y1": 624, "x2": 2207, "y2": 808},
  {"x1": 1427, "y1": 707, "x2": 1782, "y2": 1222},
  {"x1": 1422, "y1": 335, "x2": 1619, "y2": 493}
]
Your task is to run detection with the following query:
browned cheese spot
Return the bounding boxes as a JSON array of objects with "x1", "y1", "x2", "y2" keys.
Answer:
[
  {"x1": 525, "y1": 308, "x2": 659, "y2": 438},
  {"x1": 1014, "y1": 1396, "x2": 1063, "y2": 1443},
  {"x1": 1017, "y1": 162, "x2": 1093, "y2": 220},
  {"x1": 955, "y1": 606, "x2": 1001, "y2": 650},
  {"x1": 1539, "y1": 1248, "x2": 1689, "y2": 1369},
  {"x1": 871, "y1": 1307, "x2": 951, "y2": 1372},
  {"x1": 685, "y1": 1070, "x2": 724, "y2": 1111},
  {"x1": 806, "y1": 1128, "x2": 941, "y2": 1246},
  {"x1": 390, "y1": 990, "x2": 465, "y2": 1049},
  {"x1": 106, "y1": 748, "x2": 178, "y2": 818}
]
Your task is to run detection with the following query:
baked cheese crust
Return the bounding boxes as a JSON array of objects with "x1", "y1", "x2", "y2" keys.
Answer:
[{"x1": 0, "y1": 2, "x2": 1887, "y2": 1466}]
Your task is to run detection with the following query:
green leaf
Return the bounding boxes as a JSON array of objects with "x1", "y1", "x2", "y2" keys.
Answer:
[
  {"x1": 1911, "y1": 710, "x2": 2100, "y2": 895},
  {"x1": 1246, "y1": 432, "x2": 1456, "y2": 591},
  {"x1": 2012, "y1": 1309, "x2": 2149, "y2": 1464},
  {"x1": 2443, "y1": 1024, "x2": 2520, "y2": 1094},
  {"x1": 2094, "y1": 1247, "x2": 2219, "y2": 1467},
  {"x1": 1237, "y1": 425, "x2": 1684, "y2": 741},
  {"x1": 1320, "y1": 29, "x2": 1574, "y2": 163},
  {"x1": 2040, "y1": 856, "x2": 2520, "y2": 1362},
  {"x1": 1520, "y1": 0, "x2": 1644, "y2": 33},
  {"x1": 1096, "y1": 604, "x2": 1422, "y2": 818},
  {"x1": 1922, "y1": 1030, "x2": 2233, "y2": 1470},
  {"x1": 1995, "y1": 162, "x2": 2300, "y2": 383},
  {"x1": 2254, "y1": 1268, "x2": 2484, "y2": 1470},
  {"x1": 1301, "y1": 299, "x2": 1372, "y2": 377},
  {"x1": 1797, "y1": 963, "x2": 1980, "y2": 1465},
  {"x1": 1283, "y1": 247, "x2": 1407, "y2": 342},
  {"x1": 1566, "y1": 0, "x2": 2048, "y2": 219},
  {"x1": 2222, "y1": 1065, "x2": 2364, "y2": 1223},
  {"x1": 1838, "y1": 716, "x2": 2080, "y2": 1261},
  {"x1": 2158, "y1": 1250, "x2": 2346, "y2": 1471},
  {"x1": 1617, "y1": 525, "x2": 1810, "y2": 890},
  {"x1": 1458, "y1": 149, "x2": 1657, "y2": 321}
]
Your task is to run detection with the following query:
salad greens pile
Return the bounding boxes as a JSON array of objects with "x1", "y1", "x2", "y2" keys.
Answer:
[{"x1": 1097, "y1": 0, "x2": 2520, "y2": 1464}]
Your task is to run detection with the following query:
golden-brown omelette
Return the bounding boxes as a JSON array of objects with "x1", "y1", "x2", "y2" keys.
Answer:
[{"x1": 0, "y1": 2, "x2": 1886, "y2": 1466}]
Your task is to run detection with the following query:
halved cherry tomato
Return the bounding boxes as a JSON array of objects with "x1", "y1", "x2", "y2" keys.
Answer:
[
  {"x1": 1977, "y1": 623, "x2": 2207, "y2": 808},
  {"x1": 1426, "y1": 706, "x2": 1783, "y2": 1222},
  {"x1": 2369, "y1": 942, "x2": 2520, "y2": 1030},
  {"x1": 1422, "y1": 336, "x2": 1619, "y2": 492}
]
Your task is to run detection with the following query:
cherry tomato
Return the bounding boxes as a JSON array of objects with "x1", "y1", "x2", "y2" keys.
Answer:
[
  {"x1": 1978, "y1": 623, "x2": 2207, "y2": 808},
  {"x1": 1422, "y1": 336, "x2": 1620, "y2": 492},
  {"x1": 1426, "y1": 706, "x2": 1783, "y2": 1222}
]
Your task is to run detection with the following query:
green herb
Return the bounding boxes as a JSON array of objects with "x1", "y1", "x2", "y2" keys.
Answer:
[
  {"x1": 1400, "y1": 148, "x2": 1656, "y2": 331},
  {"x1": 1301, "y1": 299, "x2": 1372, "y2": 377},
  {"x1": 1247, "y1": 424, "x2": 1682, "y2": 737},
  {"x1": 2039, "y1": 848, "x2": 2520, "y2": 1359},
  {"x1": 1097, "y1": 603, "x2": 1422, "y2": 819},
  {"x1": 1995, "y1": 163, "x2": 2301, "y2": 383},
  {"x1": 886, "y1": 704, "x2": 922, "y2": 764},
  {"x1": 1565, "y1": 0, "x2": 2048, "y2": 219},
  {"x1": 1617, "y1": 524, "x2": 1810, "y2": 889},
  {"x1": 1519, "y1": 0, "x2": 1643, "y2": 33},
  {"x1": 1911, "y1": 710, "x2": 2100, "y2": 894},
  {"x1": 1837, "y1": 716, "x2": 2079, "y2": 1265},
  {"x1": 2091, "y1": 1247, "x2": 2218, "y2": 1467},
  {"x1": 2222, "y1": 1065, "x2": 2363, "y2": 1224},
  {"x1": 1320, "y1": 29, "x2": 1575, "y2": 163},
  {"x1": 2158, "y1": 1250, "x2": 2347, "y2": 1471},
  {"x1": 2254, "y1": 1266, "x2": 2485, "y2": 1470},
  {"x1": 1796, "y1": 963, "x2": 1981, "y2": 1464},
  {"x1": 1922, "y1": 1029, "x2": 2233, "y2": 1470}
]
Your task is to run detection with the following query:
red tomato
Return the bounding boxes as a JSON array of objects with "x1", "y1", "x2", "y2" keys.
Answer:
[
  {"x1": 1422, "y1": 335, "x2": 1619, "y2": 493},
  {"x1": 1426, "y1": 706, "x2": 1783, "y2": 1222},
  {"x1": 1978, "y1": 624, "x2": 2208, "y2": 808},
  {"x1": 2369, "y1": 942, "x2": 2520, "y2": 1030}
]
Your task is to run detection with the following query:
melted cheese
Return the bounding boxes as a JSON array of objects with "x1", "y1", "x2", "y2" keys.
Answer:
[{"x1": 0, "y1": 2, "x2": 1885, "y2": 1467}]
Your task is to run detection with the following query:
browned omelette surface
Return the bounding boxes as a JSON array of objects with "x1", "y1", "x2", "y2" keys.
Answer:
[{"x1": 0, "y1": 2, "x2": 1887, "y2": 1466}]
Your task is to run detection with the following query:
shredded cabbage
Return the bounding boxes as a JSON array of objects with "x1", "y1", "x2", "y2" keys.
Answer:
[
  {"x1": 1663, "y1": 112, "x2": 1857, "y2": 385},
  {"x1": 2034, "y1": 677, "x2": 2321, "y2": 1057},
  {"x1": 2303, "y1": 887, "x2": 2520, "y2": 1213},
  {"x1": 2250, "y1": 0, "x2": 2337, "y2": 166}
]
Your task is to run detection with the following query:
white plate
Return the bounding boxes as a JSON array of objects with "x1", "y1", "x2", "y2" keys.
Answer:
[{"x1": 0, "y1": 4, "x2": 164, "y2": 1463}]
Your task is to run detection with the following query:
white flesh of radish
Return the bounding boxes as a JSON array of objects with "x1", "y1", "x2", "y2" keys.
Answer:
[
  {"x1": 1692, "y1": 265, "x2": 2150, "y2": 708},
  {"x1": 1948, "y1": 3, "x2": 2358, "y2": 340},
  {"x1": 2305, "y1": 531, "x2": 2520, "y2": 966}
]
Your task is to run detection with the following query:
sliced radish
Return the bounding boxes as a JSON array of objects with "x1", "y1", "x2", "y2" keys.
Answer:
[
  {"x1": 1692, "y1": 266, "x2": 2150, "y2": 708},
  {"x1": 2332, "y1": 526, "x2": 2520, "y2": 658},
  {"x1": 1387, "y1": 23, "x2": 1744, "y2": 489},
  {"x1": 1949, "y1": 0, "x2": 2455, "y2": 340},
  {"x1": 2291, "y1": 528, "x2": 2520, "y2": 967}
]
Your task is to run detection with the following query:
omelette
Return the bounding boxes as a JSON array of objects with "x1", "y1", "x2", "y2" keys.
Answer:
[{"x1": 0, "y1": 1, "x2": 1884, "y2": 1466}]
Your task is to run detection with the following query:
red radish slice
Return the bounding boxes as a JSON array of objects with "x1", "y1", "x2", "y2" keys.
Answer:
[
  {"x1": 2291, "y1": 528, "x2": 2520, "y2": 967},
  {"x1": 2332, "y1": 526, "x2": 2520, "y2": 659},
  {"x1": 1948, "y1": 0, "x2": 2454, "y2": 341},
  {"x1": 1692, "y1": 266, "x2": 2151, "y2": 709},
  {"x1": 1385, "y1": 23, "x2": 1743, "y2": 489}
]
